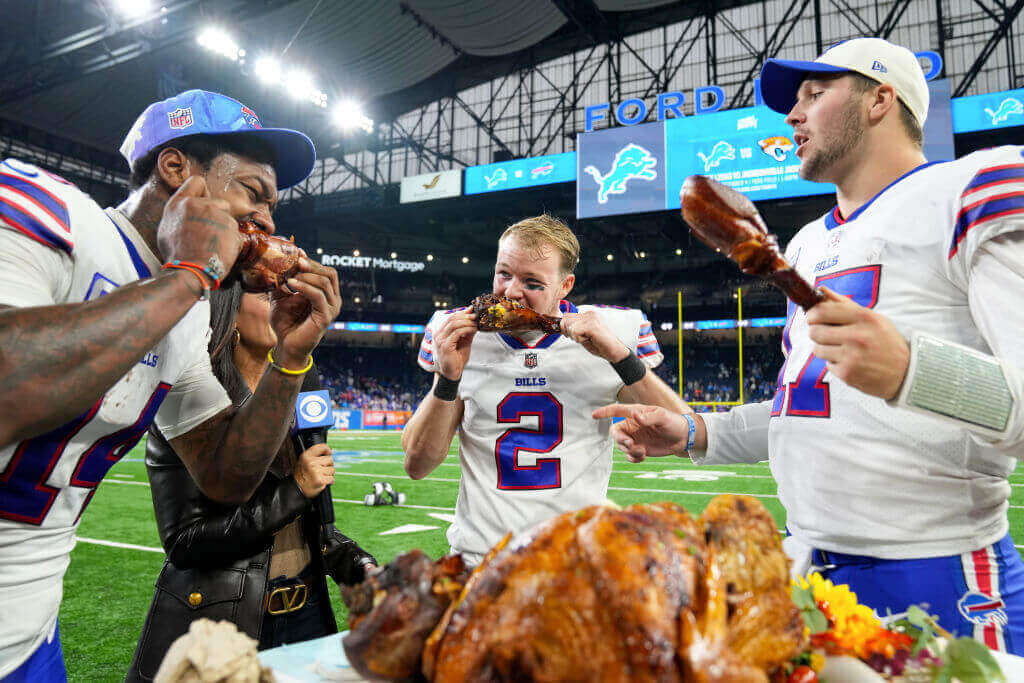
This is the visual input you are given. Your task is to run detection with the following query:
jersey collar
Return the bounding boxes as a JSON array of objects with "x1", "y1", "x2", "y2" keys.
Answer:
[
  {"x1": 104, "y1": 208, "x2": 159, "y2": 278},
  {"x1": 824, "y1": 161, "x2": 943, "y2": 230},
  {"x1": 498, "y1": 299, "x2": 576, "y2": 350}
]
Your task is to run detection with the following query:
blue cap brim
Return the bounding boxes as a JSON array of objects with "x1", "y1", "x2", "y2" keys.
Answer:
[
  {"x1": 759, "y1": 59, "x2": 850, "y2": 116},
  {"x1": 240, "y1": 127, "x2": 316, "y2": 190}
]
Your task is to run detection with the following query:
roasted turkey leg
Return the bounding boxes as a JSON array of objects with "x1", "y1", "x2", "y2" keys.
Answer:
[
  {"x1": 235, "y1": 219, "x2": 302, "y2": 293},
  {"x1": 471, "y1": 293, "x2": 562, "y2": 334},
  {"x1": 679, "y1": 175, "x2": 823, "y2": 311}
]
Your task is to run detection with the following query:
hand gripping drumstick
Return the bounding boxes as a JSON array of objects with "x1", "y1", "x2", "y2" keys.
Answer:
[{"x1": 679, "y1": 175, "x2": 824, "y2": 311}]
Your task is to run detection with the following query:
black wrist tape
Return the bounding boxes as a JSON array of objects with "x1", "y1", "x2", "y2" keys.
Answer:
[
  {"x1": 433, "y1": 374, "x2": 461, "y2": 401},
  {"x1": 612, "y1": 351, "x2": 647, "y2": 385}
]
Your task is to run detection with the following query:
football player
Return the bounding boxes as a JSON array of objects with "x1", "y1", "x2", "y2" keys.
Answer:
[
  {"x1": 597, "y1": 38, "x2": 1024, "y2": 653},
  {"x1": 0, "y1": 90, "x2": 340, "y2": 680},
  {"x1": 402, "y1": 215, "x2": 686, "y2": 567}
]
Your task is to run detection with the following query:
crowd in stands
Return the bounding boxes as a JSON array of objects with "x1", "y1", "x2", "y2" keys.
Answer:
[
  {"x1": 316, "y1": 336, "x2": 783, "y2": 416},
  {"x1": 317, "y1": 347, "x2": 430, "y2": 412}
]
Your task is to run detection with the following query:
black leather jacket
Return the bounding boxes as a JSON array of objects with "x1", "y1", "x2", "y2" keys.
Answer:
[{"x1": 126, "y1": 429, "x2": 375, "y2": 682}]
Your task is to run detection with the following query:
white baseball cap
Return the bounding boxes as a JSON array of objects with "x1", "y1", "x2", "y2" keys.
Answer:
[{"x1": 760, "y1": 37, "x2": 929, "y2": 127}]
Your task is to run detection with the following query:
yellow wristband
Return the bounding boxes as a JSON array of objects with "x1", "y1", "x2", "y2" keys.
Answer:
[{"x1": 267, "y1": 349, "x2": 313, "y2": 375}]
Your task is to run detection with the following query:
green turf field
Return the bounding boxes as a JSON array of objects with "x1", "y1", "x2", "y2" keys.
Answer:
[{"x1": 60, "y1": 430, "x2": 1024, "y2": 680}]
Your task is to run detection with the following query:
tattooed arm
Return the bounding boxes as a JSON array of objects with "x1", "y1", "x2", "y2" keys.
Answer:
[
  {"x1": 167, "y1": 366, "x2": 302, "y2": 504},
  {"x1": 0, "y1": 271, "x2": 207, "y2": 447},
  {"x1": 169, "y1": 256, "x2": 342, "y2": 504}
]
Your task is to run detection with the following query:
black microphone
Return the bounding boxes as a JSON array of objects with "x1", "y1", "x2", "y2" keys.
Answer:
[{"x1": 293, "y1": 369, "x2": 335, "y2": 527}]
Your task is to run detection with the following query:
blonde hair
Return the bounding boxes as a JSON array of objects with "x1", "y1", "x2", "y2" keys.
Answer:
[{"x1": 499, "y1": 214, "x2": 580, "y2": 274}]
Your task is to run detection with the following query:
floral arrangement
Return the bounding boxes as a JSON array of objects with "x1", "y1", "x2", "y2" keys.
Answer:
[{"x1": 776, "y1": 573, "x2": 1005, "y2": 682}]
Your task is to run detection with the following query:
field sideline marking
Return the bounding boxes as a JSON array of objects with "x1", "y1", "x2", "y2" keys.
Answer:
[{"x1": 77, "y1": 537, "x2": 163, "y2": 553}]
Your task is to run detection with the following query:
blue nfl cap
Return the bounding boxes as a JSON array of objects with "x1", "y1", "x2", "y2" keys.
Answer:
[
  {"x1": 119, "y1": 89, "x2": 316, "y2": 190},
  {"x1": 760, "y1": 38, "x2": 929, "y2": 126}
]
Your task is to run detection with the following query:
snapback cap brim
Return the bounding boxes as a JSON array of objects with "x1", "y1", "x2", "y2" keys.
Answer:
[
  {"x1": 237, "y1": 127, "x2": 316, "y2": 190},
  {"x1": 759, "y1": 58, "x2": 850, "y2": 116}
]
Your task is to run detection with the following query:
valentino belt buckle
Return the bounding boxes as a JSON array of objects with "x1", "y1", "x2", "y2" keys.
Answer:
[{"x1": 267, "y1": 583, "x2": 308, "y2": 615}]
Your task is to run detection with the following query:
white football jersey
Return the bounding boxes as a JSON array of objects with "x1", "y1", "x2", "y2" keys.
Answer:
[
  {"x1": 705, "y1": 147, "x2": 1024, "y2": 561},
  {"x1": 0, "y1": 158, "x2": 230, "y2": 676},
  {"x1": 417, "y1": 301, "x2": 662, "y2": 564}
]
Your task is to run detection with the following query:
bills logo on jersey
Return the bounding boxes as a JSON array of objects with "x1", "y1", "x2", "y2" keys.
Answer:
[
  {"x1": 167, "y1": 107, "x2": 194, "y2": 129},
  {"x1": 524, "y1": 352, "x2": 538, "y2": 369},
  {"x1": 84, "y1": 272, "x2": 119, "y2": 301},
  {"x1": 240, "y1": 106, "x2": 262, "y2": 129},
  {"x1": 958, "y1": 591, "x2": 1007, "y2": 626}
]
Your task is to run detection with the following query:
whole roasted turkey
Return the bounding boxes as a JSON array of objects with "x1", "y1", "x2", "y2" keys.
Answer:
[{"x1": 342, "y1": 495, "x2": 804, "y2": 682}]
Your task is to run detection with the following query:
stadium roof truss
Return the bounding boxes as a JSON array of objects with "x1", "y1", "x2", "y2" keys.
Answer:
[
  {"x1": 281, "y1": 0, "x2": 1024, "y2": 202},
  {"x1": 0, "y1": 1, "x2": 1021, "y2": 208}
]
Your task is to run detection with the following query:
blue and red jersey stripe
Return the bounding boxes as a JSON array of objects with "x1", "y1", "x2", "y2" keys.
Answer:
[
  {"x1": 0, "y1": 169, "x2": 73, "y2": 254},
  {"x1": 950, "y1": 164, "x2": 1024, "y2": 258}
]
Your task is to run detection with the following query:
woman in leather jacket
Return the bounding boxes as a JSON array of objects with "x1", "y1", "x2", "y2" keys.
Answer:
[{"x1": 127, "y1": 285, "x2": 375, "y2": 682}]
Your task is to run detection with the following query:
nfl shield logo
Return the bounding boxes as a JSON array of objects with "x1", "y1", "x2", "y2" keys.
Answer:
[
  {"x1": 167, "y1": 107, "x2": 194, "y2": 129},
  {"x1": 524, "y1": 352, "x2": 538, "y2": 369}
]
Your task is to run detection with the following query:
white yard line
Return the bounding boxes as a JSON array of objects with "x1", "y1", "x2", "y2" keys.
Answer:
[
  {"x1": 102, "y1": 479, "x2": 151, "y2": 486},
  {"x1": 77, "y1": 537, "x2": 163, "y2": 553}
]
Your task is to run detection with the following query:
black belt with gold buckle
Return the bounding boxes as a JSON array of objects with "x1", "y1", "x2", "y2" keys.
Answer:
[{"x1": 266, "y1": 582, "x2": 308, "y2": 615}]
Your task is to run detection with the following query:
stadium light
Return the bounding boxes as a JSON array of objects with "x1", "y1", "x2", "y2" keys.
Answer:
[
  {"x1": 390, "y1": 251, "x2": 397, "y2": 259},
  {"x1": 354, "y1": 296, "x2": 361, "y2": 304},
  {"x1": 196, "y1": 27, "x2": 240, "y2": 61},
  {"x1": 660, "y1": 322, "x2": 674, "y2": 331},
  {"x1": 332, "y1": 100, "x2": 374, "y2": 133},
  {"x1": 461, "y1": 256, "x2": 469, "y2": 264},
  {"x1": 426, "y1": 254, "x2": 434, "y2": 261},
  {"x1": 316, "y1": 247, "x2": 323, "y2": 254},
  {"x1": 639, "y1": 251, "x2": 646, "y2": 258},
  {"x1": 675, "y1": 248, "x2": 683, "y2": 255},
  {"x1": 114, "y1": 0, "x2": 153, "y2": 18},
  {"x1": 353, "y1": 249, "x2": 360, "y2": 256},
  {"x1": 253, "y1": 55, "x2": 282, "y2": 84},
  {"x1": 606, "y1": 253, "x2": 614, "y2": 261}
]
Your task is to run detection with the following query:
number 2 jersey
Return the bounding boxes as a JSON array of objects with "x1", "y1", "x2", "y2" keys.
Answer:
[
  {"x1": 0, "y1": 159, "x2": 231, "y2": 676},
  {"x1": 700, "y1": 146, "x2": 1024, "y2": 560},
  {"x1": 417, "y1": 301, "x2": 662, "y2": 564}
]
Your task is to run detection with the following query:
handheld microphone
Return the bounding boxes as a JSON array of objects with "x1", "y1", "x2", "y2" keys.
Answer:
[{"x1": 293, "y1": 370, "x2": 335, "y2": 527}]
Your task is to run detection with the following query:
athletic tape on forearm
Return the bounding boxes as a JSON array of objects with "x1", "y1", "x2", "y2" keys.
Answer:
[{"x1": 890, "y1": 331, "x2": 1014, "y2": 439}]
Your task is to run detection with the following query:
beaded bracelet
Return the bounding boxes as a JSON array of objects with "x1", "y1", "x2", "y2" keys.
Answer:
[
  {"x1": 161, "y1": 262, "x2": 210, "y2": 301},
  {"x1": 165, "y1": 259, "x2": 223, "y2": 290}
]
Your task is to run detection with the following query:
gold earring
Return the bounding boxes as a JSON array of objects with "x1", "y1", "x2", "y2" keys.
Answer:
[{"x1": 233, "y1": 328, "x2": 241, "y2": 347}]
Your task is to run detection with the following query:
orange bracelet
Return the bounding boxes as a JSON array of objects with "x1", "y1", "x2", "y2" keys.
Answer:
[
  {"x1": 162, "y1": 263, "x2": 210, "y2": 301},
  {"x1": 163, "y1": 259, "x2": 222, "y2": 290}
]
